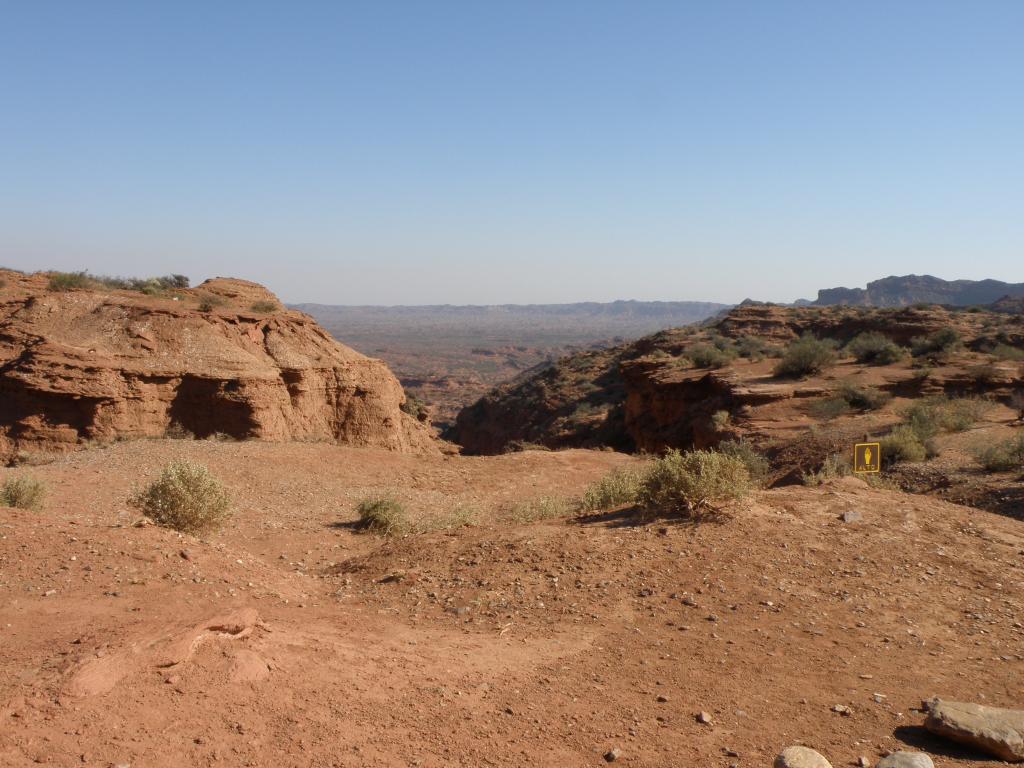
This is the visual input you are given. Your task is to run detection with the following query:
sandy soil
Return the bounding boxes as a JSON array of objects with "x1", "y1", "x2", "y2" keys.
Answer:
[{"x1": 1, "y1": 440, "x2": 1022, "y2": 767}]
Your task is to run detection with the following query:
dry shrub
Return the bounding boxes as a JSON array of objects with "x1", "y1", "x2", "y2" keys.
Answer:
[
  {"x1": 356, "y1": 496, "x2": 409, "y2": 535},
  {"x1": 879, "y1": 425, "x2": 929, "y2": 464},
  {"x1": 718, "y1": 438, "x2": 770, "y2": 487},
  {"x1": 774, "y1": 334, "x2": 837, "y2": 378},
  {"x1": 47, "y1": 271, "x2": 93, "y2": 292},
  {"x1": 1, "y1": 476, "x2": 46, "y2": 510},
  {"x1": 973, "y1": 433, "x2": 1024, "y2": 472},
  {"x1": 846, "y1": 332, "x2": 904, "y2": 365},
  {"x1": 250, "y1": 300, "x2": 279, "y2": 313},
  {"x1": 131, "y1": 460, "x2": 231, "y2": 533},
  {"x1": 505, "y1": 496, "x2": 573, "y2": 523},
  {"x1": 636, "y1": 449, "x2": 750, "y2": 519},
  {"x1": 687, "y1": 344, "x2": 736, "y2": 369},
  {"x1": 578, "y1": 466, "x2": 644, "y2": 512},
  {"x1": 911, "y1": 328, "x2": 960, "y2": 360},
  {"x1": 801, "y1": 453, "x2": 850, "y2": 486}
]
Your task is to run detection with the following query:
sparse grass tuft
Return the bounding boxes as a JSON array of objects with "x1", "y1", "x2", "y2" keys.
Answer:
[
  {"x1": 130, "y1": 461, "x2": 231, "y2": 534},
  {"x1": 774, "y1": 334, "x2": 837, "y2": 378},
  {"x1": 990, "y1": 344, "x2": 1024, "y2": 362},
  {"x1": 1, "y1": 476, "x2": 46, "y2": 510},
  {"x1": 973, "y1": 433, "x2": 1024, "y2": 473},
  {"x1": 636, "y1": 449, "x2": 750, "y2": 519},
  {"x1": 578, "y1": 466, "x2": 644, "y2": 512},
  {"x1": 718, "y1": 438, "x2": 770, "y2": 487},
  {"x1": 801, "y1": 454, "x2": 850, "y2": 486},
  {"x1": 505, "y1": 495, "x2": 574, "y2": 523},
  {"x1": 904, "y1": 396, "x2": 990, "y2": 439},
  {"x1": 356, "y1": 496, "x2": 409, "y2": 535},
  {"x1": 250, "y1": 300, "x2": 279, "y2": 313},
  {"x1": 711, "y1": 410, "x2": 731, "y2": 430},
  {"x1": 846, "y1": 332, "x2": 904, "y2": 365},
  {"x1": 47, "y1": 271, "x2": 93, "y2": 292}
]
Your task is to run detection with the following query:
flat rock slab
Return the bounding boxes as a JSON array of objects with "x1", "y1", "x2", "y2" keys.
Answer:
[
  {"x1": 877, "y1": 753, "x2": 933, "y2": 768},
  {"x1": 925, "y1": 699, "x2": 1024, "y2": 762},
  {"x1": 774, "y1": 746, "x2": 833, "y2": 768}
]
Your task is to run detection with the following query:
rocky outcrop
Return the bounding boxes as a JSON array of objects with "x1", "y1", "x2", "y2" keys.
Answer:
[
  {"x1": 925, "y1": 699, "x2": 1024, "y2": 762},
  {"x1": 814, "y1": 275, "x2": 1024, "y2": 308},
  {"x1": 0, "y1": 272, "x2": 436, "y2": 459}
]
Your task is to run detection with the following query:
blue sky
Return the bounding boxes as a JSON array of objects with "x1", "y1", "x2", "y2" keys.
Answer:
[{"x1": 1, "y1": 1, "x2": 1021, "y2": 304}]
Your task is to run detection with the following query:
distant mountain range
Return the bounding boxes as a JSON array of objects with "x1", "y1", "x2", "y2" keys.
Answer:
[
  {"x1": 810, "y1": 274, "x2": 1024, "y2": 308},
  {"x1": 292, "y1": 300, "x2": 731, "y2": 337}
]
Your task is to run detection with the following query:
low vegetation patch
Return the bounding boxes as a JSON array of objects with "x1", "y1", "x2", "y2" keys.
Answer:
[
  {"x1": 879, "y1": 425, "x2": 931, "y2": 464},
  {"x1": 356, "y1": 496, "x2": 410, "y2": 535},
  {"x1": 774, "y1": 334, "x2": 837, "y2": 378},
  {"x1": 718, "y1": 438, "x2": 770, "y2": 487},
  {"x1": 990, "y1": 343, "x2": 1024, "y2": 362},
  {"x1": 130, "y1": 460, "x2": 231, "y2": 534},
  {"x1": 250, "y1": 300, "x2": 279, "y2": 313},
  {"x1": 47, "y1": 271, "x2": 189, "y2": 294},
  {"x1": 813, "y1": 381, "x2": 890, "y2": 419},
  {"x1": 505, "y1": 495, "x2": 574, "y2": 523},
  {"x1": 801, "y1": 453, "x2": 850, "y2": 486},
  {"x1": 636, "y1": 449, "x2": 751, "y2": 520},
  {"x1": 47, "y1": 271, "x2": 93, "y2": 292},
  {"x1": 686, "y1": 344, "x2": 736, "y2": 369},
  {"x1": 911, "y1": 328, "x2": 961, "y2": 361},
  {"x1": 578, "y1": 465, "x2": 644, "y2": 512},
  {"x1": 735, "y1": 336, "x2": 770, "y2": 360},
  {"x1": 973, "y1": 433, "x2": 1024, "y2": 473},
  {"x1": 845, "y1": 332, "x2": 904, "y2": 365},
  {"x1": 903, "y1": 396, "x2": 990, "y2": 439},
  {"x1": 1, "y1": 476, "x2": 46, "y2": 510}
]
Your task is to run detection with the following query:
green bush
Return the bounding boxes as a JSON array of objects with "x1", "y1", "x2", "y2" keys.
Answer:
[
  {"x1": 636, "y1": 449, "x2": 751, "y2": 519},
  {"x1": 973, "y1": 433, "x2": 1024, "y2": 472},
  {"x1": 47, "y1": 271, "x2": 93, "y2": 291},
  {"x1": 774, "y1": 334, "x2": 837, "y2": 378},
  {"x1": 718, "y1": 438, "x2": 770, "y2": 487},
  {"x1": 879, "y1": 425, "x2": 929, "y2": 464},
  {"x1": 1, "y1": 476, "x2": 46, "y2": 510},
  {"x1": 578, "y1": 466, "x2": 643, "y2": 512},
  {"x1": 250, "y1": 300, "x2": 279, "y2": 313},
  {"x1": 356, "y1": 496, "x2": 409, "y2": 535},
  {"x1": 845, "y1": 332, "x2": 904, "y2": 365},
  {"x1": 735, "y1": 336, "x2": 770, "y2": 360},
  {"x1": 911, "y1": 328, "x2": 961, "y2": 360},
  {"x1": 687, "y1": 344, "x2": 736, "y2": 369},
  {"x1": 130, "y1": 461, "x2": 231, "y2": 533}
]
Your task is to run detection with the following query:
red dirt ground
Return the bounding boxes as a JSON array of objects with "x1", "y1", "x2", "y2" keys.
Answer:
[{"x1": 1, "y1": 440, "x2": 1022, "y2": 767}]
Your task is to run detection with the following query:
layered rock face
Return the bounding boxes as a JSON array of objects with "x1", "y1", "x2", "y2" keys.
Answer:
[
  {"x1": 813, "y1": 274, "x2": 1024, "y2": 308},
  {"x1": 0, "y1": 272, "x2": 436, "y2": 459}
]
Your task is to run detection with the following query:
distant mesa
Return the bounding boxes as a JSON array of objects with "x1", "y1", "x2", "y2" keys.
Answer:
[
  {"x1": 813, "y1": 274, "x2": 1024, "y2": 308},
  {"x1": 0, "y1": 270, "x2": 436, "y2": 461}
]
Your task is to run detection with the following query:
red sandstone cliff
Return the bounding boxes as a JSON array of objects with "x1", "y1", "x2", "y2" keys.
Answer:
[{"x1": 0, "y1": 272, "x2": 437, "y2": 459}]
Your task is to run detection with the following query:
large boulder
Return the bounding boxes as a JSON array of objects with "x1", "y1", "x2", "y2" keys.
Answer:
[
  {"x1": 0, "y1": 273, "x2": 437, "y2": 459},
  {"x1": 924, "y1": 698, "x2": 1024, "y2": 762}
]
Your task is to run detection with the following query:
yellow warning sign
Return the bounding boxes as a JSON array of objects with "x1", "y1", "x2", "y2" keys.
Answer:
[{"x1": 853, "y1": 442, "x2": 881, "y2": 474}]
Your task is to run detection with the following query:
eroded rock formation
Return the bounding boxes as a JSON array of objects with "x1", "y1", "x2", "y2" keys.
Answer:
[{"x1": 0, "y1": 272, "x2": 436, "y2": 459}]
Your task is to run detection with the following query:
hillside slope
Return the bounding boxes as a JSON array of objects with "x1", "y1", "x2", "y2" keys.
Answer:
[{"x1": 0, "y1": 440, "x2": 1021, "y2": 767}]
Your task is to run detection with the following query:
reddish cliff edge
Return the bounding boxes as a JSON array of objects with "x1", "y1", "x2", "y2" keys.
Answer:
[{"x1": 0, "y1": 271, "x2": 437, "y2": 459}]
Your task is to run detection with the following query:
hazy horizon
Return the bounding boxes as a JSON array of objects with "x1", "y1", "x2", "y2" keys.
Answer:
[{"x1": 3, "y1": 2, "x2": 1022, "y2": 305}]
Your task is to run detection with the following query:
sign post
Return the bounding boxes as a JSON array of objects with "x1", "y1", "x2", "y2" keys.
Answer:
[{"x1": 853, "y1": 442, "x2": 881, "y2": 474}]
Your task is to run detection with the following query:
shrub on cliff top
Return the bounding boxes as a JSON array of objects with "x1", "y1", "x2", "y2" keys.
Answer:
[
  {"x1": 845, "y1": 332, "x2": 904, "y2": 365},
  {"x1": 774, "y1": 334, "x2": 837, "y2": 378}
]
